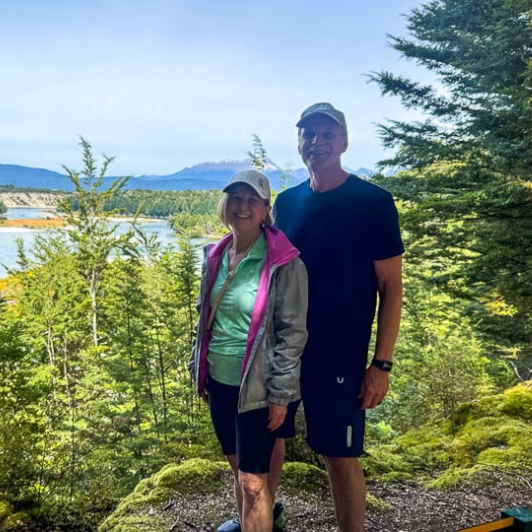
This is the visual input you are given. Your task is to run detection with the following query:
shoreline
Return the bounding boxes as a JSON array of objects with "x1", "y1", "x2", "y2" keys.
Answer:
[
  {"x1": 0, "y1": 192, "x2": 66, "y2": 209},
  {"x1": 1, "y1": 215, "x2": 165, "y2": 229}
]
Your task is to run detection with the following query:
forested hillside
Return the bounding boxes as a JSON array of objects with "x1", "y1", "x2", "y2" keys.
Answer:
[{"x1": 69, "y1": 189, "x2": 226, "y2": 238}]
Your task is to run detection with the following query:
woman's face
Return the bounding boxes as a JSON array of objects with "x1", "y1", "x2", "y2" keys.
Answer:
[{"x1": 226, "y1": 184, "x2": 271, "y2": 235}]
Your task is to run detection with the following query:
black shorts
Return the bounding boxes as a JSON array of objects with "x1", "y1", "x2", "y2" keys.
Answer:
[
  {"x1": 301, "y1": 367, "x2": 366, "y2": 457},
  {"x1": 207, "y1": 376, "x2": 300, "y2": 474}
]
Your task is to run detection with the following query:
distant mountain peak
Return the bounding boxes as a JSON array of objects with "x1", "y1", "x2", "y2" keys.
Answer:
[
  {"x1": 0, "y1": 161, "x2": 390, "y2": 192},
  {"x1": 173, "y1": 159, "x2": 280, "y2": 176}
]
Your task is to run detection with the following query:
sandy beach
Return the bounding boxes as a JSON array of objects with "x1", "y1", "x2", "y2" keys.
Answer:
[{"x1": 0, "y1": 218, "x2": 66, "y2": 229}]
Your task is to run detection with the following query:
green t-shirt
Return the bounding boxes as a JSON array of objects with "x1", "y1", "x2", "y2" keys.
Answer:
[{"x1": 208, "y1": 232, "x2": 267, "y2": 386}]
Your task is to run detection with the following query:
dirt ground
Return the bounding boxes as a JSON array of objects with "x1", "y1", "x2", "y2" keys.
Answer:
[{"x1": 156, "y1": 474, "x2": 532, "y2": 532}]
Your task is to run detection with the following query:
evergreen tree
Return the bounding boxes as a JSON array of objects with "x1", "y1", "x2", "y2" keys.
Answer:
[
  {"x1": 0, "y1": 297, "x2": 45, "y2": 502},
  {"x1": 371, "y1": 0, "x2": 532, "y2": 175},
  {"x1": 247, "y1": 134, "x2": 268, "y2": 171},
  {"x1": 60, "y1": 137, "x2": 135, "y2": 347},
  {"x1": 371, "y1": 0, "x2": 532, "y2": 379}
]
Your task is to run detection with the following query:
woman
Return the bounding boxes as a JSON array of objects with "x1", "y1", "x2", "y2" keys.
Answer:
[{"x1": 190, "y1": 169, "x2": 308, "y2": 532}]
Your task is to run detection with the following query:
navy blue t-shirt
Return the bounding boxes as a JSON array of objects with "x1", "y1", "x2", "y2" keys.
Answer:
[{"x1": 274, "y1": 175, "x2": 404, "y2": 372}]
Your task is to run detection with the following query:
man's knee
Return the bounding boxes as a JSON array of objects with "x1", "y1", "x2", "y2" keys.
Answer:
[{"x1": 325, "y1": 456, "x2": 363, "y2": 480}]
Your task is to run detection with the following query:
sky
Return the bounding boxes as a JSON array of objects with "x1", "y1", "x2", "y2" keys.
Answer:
[{"x1": 0, "y1": 0, "x2": 431, "y2": 176}]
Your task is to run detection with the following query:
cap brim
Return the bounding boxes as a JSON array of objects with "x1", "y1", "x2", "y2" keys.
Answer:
[
  {"x1": 222, "y1": 180, "x2": 269, "y2": 200},
  {"x1": 296, "y1": 111, "x2": 344, "y2": 128}
]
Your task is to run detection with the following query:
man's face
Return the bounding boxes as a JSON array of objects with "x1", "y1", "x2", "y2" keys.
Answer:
[{"x1": 298, "y1": 114, "x2": 348, "y2": 172}]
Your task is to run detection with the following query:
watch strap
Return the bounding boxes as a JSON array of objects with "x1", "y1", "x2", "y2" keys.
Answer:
[{"x1": 371, "y1": 358, "x2": 393, "y2": 372}]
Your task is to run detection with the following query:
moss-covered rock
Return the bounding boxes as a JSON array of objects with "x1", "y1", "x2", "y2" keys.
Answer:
[
  {"x1": 99, "y1": 384, "x2": 532, "y2": 530},
  {"x1": 98, "y1": 459, "x2": 338, "y2": 532},
  {"x1": 366, "y1": 382, "x2": 532, "y2": 490},
  {"x1": 452, "y1": 382, "x2": 532, "y2": 428},
  {"x1": 98, "y1": 458, "x2": 229, "y2": 532},
  {"x1": 280, "y1": 462, "x2": 329, "y2": 494},
  {"x1": 99, "y1": 458, "x2": 395, "y2": 532},
  {"x1": 150, "y1": 458, "x2": 228, "y2": 499}
]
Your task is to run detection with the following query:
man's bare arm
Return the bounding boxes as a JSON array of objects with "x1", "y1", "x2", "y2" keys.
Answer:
[{"x1": 359, "y1": 255, "x2": 403, "y2": 409}]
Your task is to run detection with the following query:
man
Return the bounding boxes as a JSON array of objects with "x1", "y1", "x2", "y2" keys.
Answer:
[{"x1": 274, "y1": 102, "x2": 404, "y2": 532}]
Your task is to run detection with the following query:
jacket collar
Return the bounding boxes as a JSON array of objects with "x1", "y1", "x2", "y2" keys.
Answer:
[{"x1": 208, "y1": 226, "x2": 299, "y2": 267}]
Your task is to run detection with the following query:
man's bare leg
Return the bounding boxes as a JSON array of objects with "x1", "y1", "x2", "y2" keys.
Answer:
[
  {"x1": 226, "y1": 454, "x2": 243, "y2": 519},
  {"x1": 239, "y1": 471, "x2": 272, "y2": 532},
  {"x1": 268, "y1": 438, "x2": 285, "y2": 500},
  {"x1": 325, "y1": 456, "x2": 366, "y2": 532}
]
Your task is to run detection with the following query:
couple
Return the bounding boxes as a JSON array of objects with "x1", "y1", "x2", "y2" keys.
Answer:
[{"x1": 190, "y1": 103, "x2": 404, "y2": 532}]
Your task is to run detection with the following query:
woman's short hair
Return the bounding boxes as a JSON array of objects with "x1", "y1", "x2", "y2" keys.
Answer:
[{"x1": 217, "y1": 189, "x2": 275, "y2": 230}]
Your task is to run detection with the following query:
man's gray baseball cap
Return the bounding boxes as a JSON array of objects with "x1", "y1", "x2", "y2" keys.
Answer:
[
  {"x1": 296, "y1": 102, "x2": 347, "y2": 130},
  {"x1": 223, "y1": 169, "x2": 271, "y2": 203}
]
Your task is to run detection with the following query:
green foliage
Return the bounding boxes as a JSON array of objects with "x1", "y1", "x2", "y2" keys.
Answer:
[
  {"x1": 247, "y1": 134, "x2": 268, "y2": 171},
  {"x1": 170, "y1": 211, "x2": 224, "y2": 238},
  {"x1": 247, "y1": 134, "x2": 294, "y2": 190},
  {"x1": 366, "y1": 383, "x2": 532, "y2": 491},
  {"x1": 371, "y1": 0, "x2": 532, "y2": 174},
  {"x1": 0, "y1": 297, "x2": 47, "y2": 503},
  {"x1": 67, "y1": 188, "x2": 222, "y2": 219},
  {"x1": 0, "y1": 199, "x2": 6, "y2": 215},
  {"x1": 368, "y1": 268, "x2": 494, "y2": 434},
  {"x1": 280, "y1": 462, "x2": 329, "y2": 495},
  {"x1": 65, "y1": 186, "x2": 227, "y2": 238},
  {"x1": 0, "y1": 140, "x2": 220, "y2": 530},
  {"x1": 369, "y1": 0, "x2": 532, "y2": 383}
]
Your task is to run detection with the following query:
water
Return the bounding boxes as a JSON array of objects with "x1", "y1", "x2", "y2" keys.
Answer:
[
  {"x1": 6, "y1": 207, "x2": 56, "y2": 220},
  {"x1": 0, "y1": 208, "x2": 204, "y2": 277}
]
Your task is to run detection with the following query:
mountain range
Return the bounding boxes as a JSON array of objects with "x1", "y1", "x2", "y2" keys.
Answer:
[{"x1": 0, "y1": 161, "x2": 376, "y2": 192}]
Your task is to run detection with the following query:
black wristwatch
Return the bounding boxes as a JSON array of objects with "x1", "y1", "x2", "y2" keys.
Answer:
[{"x1": 371, "y1": 357, "x2": 393, "y2": 372}]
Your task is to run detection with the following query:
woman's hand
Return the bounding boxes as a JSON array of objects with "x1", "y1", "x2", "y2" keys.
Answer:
[
  {"x1": 200, "y1": 389, "x2": 209, "y2": 405},
  {"x1": 267, "y1": 403, "x2": 287, "y2": 431}
]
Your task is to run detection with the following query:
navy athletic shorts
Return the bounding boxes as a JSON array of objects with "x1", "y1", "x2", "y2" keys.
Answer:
[
  {"x1": 301, "y1": 367, "x2": 366, "y2": 457},
  {"x1": 207, "y1": 376, "x2": 300, "y2": 474}
]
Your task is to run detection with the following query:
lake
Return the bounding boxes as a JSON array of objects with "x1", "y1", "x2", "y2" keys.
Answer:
[{"x1": 0, "y1": 207, "x2": 204, "y2": 278}]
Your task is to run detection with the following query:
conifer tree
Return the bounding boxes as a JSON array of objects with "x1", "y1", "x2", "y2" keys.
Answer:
[
  {"x1": 247, "y1": 134, "x2": 268, "y2": 171},
  {"x1": 371, "y1": 0, "x2": 532, "y2": 379},
  {"x1": 60, "y1": 137, "x2": 134, "y2": 347},
  {"x1": 371, "y1": 0, "x2": 532, "y2": 175}
]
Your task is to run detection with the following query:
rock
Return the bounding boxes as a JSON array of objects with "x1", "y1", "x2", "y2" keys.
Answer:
[
  {"x1": 98, "y1": 460, "x2": 338, "y2": 532},
  {"x1": 0, "y1": 192, "x2": 66, "y2": 208}
]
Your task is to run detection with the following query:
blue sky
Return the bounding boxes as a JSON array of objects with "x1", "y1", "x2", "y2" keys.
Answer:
[{"x1": 0, "y1": 0, "x2": 429, "y2": 176}]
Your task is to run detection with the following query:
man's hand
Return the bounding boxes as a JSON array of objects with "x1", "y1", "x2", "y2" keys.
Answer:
[
  {"x1": 267, "y1": 403, "x2": 287, "y2": 431},
  {"x1": 359, "y1": 365, "x2": 389, "y2": 410}
]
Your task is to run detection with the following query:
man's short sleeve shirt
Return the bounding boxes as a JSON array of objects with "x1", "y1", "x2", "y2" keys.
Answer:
[{"x1": 274, "y1": 175, "x2": 404, "y2": 370}]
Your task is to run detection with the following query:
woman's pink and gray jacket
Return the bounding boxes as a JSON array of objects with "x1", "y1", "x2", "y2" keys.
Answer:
[{"x1": 190, "y1": 226, "x2": 308, "y2": 413}]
